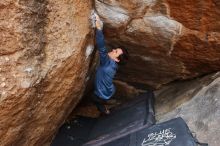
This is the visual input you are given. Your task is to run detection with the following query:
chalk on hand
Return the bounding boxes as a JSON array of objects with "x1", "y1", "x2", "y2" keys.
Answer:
[
  {"x1": 90, "y1": 10, "x2": 103, "y2": 30},
  {"x1": 90, "y1": 10, "x2": 96, "y2": 28}
]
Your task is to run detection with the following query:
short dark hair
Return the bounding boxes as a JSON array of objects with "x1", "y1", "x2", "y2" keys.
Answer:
[{"x1": 118, "y1": 47, "x2": 129, "y2": 65}]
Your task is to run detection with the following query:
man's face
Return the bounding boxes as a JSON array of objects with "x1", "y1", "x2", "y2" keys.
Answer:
[
  {"x1": 111, "y1": 48, "x2": 123, "y2": 58},
  {"x1": 108, "y1": 48, "x2": 123, "y2": 62}
]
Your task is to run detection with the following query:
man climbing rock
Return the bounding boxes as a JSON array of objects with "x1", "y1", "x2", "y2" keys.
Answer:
[{"x1": 93, "y1": 14, "x2": 129, "y2": 115}]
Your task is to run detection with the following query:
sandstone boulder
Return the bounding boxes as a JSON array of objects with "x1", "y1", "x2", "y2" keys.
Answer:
[
  {"x1": 95, "y1": 0, "x2": 220, "y2": 88},
  {"x1": 156, "y1": 72, "x2": 220, "y2": 146},
  {"x1": 0, "y1": 0, "x2": 94, "y2": 145}
]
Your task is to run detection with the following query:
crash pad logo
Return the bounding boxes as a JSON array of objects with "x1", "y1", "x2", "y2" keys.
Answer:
[{"x1": 141, "y1": 128, "x2": 176, "y2": 146}]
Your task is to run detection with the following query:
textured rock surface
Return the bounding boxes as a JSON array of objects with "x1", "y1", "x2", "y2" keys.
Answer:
[
  {"x1": 1, "y1": 0, "x2": 220, "y2": 145},
  {"x1": 155, "y1": 72, "x2": 220, "y2": 146},
  {"x1": 0, "y1": 0, "x2": 94, "y2": 145},
  {"x1": 95, "y1": 0, "x2": 220, "y2": 88}
]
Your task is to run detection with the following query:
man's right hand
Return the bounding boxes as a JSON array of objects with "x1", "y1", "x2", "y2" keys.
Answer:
[{"x1": 95, "y1": 13, "x2": 103, "y2": 30}]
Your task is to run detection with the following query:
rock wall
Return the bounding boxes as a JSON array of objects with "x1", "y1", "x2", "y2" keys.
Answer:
[
  {"x1": 156, "y1": 72, "x2": 220, "y2": 146},
  {"x1": 1, "y1": 0, "x2": 220, "y2": 145},
  {"x1": 95, "y1": 0, "x2": 220, "y2": 88},
  {"x1": 0, "y1": 0, "x2": 94, "y2": 145}
]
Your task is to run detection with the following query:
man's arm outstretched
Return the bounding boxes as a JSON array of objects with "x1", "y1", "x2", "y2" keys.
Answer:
[{"x1": 95, "y1": 14, "x2": 108, "y2": 65}]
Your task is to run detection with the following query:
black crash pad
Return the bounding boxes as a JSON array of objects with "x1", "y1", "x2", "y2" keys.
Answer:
[
  {"x1": 51, "y1": 91, "x2": 155, "y2": 146},
  {"x1": 51, "y1": 116, "x2": 97, "y2": 146},
  {"x1": 104, "y1": 117, "x2": 208, "y2": 146}
]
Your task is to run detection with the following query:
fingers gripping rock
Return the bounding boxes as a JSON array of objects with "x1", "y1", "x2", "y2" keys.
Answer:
[{"x1": 91, "y1": 10, "x2": 103, "y2": 30}]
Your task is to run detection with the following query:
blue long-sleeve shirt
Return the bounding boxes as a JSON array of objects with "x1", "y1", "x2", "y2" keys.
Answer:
[{"x1": 94, "y1": 29, "x2": 118, "y2": 100}]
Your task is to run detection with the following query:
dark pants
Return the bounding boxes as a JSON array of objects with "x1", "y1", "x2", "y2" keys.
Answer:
[
  {"x1": 92, "y1": 93, "x2": 110, "y2": 114},
  {"x1": 92, "y1": 93, "x2": 108, "y2": 103}
]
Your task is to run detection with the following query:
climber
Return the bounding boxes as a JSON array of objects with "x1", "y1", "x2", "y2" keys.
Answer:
[{"x1": 92, "y1": 14, "x2": 129, "y2": 115}]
